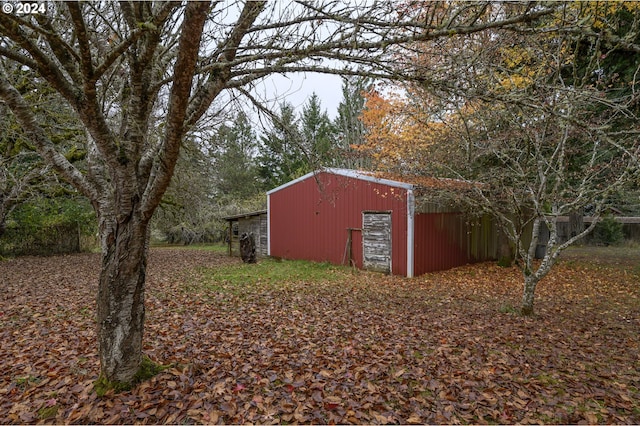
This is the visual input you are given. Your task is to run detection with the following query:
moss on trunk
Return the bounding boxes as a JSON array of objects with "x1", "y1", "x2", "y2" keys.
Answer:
[{"x1": 94, "y1": 356, "x2": 168, "y2": 396}]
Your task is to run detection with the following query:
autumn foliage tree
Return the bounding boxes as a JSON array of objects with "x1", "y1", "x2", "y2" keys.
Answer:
[
  {"x1": 359, "y1": 2, "x2": 640, "y2": 316},
  {"x1": 358, "y1": 88, "x2": 451, "y2": 174},
  {"x1": 0, "y1": 1, "x2": 559, "y2": 387}
]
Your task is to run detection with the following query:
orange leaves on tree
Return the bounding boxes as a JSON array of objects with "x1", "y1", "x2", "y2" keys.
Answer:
[{"x1": 356, "y1": 88, "x2": 449, "y2": 174}]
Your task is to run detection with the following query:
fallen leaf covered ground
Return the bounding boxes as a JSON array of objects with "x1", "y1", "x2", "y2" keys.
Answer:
[{"x1": 1, "y1": 247, "x2": 638, "y2": 424}]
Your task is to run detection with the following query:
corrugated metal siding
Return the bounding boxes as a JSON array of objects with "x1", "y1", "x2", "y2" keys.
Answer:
[
  {"x1": 269, "y1": 171, "x2": 408, "y2": 276},
  {"x1": 415, "y1": 200, "x2": 458, "y2": 214},
  {"x1": 413, "y1": 213, "x2": 497, "y2": 275}
]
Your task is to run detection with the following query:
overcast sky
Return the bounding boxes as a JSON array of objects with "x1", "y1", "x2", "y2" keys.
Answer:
[{"x1": 254, "y1": 72, "x2": 344, "y2": 120}]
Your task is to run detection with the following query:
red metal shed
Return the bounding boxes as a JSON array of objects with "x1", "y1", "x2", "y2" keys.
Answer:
[{"x1": 267, "y1": 168, "x2": 497, "y2": 277}]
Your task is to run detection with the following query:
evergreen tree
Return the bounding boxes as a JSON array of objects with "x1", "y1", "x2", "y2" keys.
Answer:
[
  {"x1": 153, "y1": 136, "x2": 218, "y2": 244},
  {"x1": 300, "y1": 93, "x2": 337, "y2": 168},
  {"x1": 334, "y1": 77, "x2": 371, "y2": 169},
  {"x1": 258, "y1": 103, "x2": 306, "y2": 188},
  {"x1": 213, "y1": 111, "x2": 261, "y2": 200}
]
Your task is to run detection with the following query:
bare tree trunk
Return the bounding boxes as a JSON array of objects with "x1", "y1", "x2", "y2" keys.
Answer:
[
  {"x1": 520, "y1": 217, "x2": 550, "y2": 316},
  {"x1": 96, "y1": 208, "x2": 149, "y2": 383},
  {"x1": 521, "y1": 273, "x2": 539, "y2": 316}
]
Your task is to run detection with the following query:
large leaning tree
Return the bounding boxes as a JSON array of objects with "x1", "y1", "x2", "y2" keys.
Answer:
[{"x1": 0, "y1": 1, "x2": 556, "y2": 386}]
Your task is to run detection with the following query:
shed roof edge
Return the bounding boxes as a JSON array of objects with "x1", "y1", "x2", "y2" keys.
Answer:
[
  {"x1": 266, "y1": 168, "x2": 415, "y2": 195},
  {"x1": 223, "y1": 209, "x2": 267, "y2": 221}
]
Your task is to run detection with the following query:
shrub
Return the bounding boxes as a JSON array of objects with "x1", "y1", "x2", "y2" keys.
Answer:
[
  {"x1": 0, "y1": 196, "x2": 96, "y2": 256},
  {"x1": 592, "y1": 215, "x2": 624, "y2": 246}
]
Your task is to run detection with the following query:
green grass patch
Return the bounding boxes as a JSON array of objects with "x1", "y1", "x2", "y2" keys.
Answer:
[
  {"x1": 195, "y1": 258, "x2": 350, "y2": 294},
  {"x1": 37, "y1": 404, "x2": 58, "y2": 420},
  {"x1": 185, "y1": 243, "x2": 228, "y2": 254},
  {"x1": 154, "y1": 243, "x2": 229, "y2": 254},
  {"x1": 498, "y1": 303, "x2": 520, "y2": 315},
  {"x1": 94, "y1": 356, "x2": 170, "y2": 396},
  {"x1": 535, "y1": 373, "x2": 560, "y2": 386},
  {"x1": 14, "y1": 375, "x2": 41, "y2": 389}
]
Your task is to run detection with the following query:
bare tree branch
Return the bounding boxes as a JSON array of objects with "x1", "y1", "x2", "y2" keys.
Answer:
[
  {"x1": 142, "y1": 0, "x2": 210, "y2": 219},
  {"x1": 186, "y1": 1, "x2": 266, "y2": 127}
]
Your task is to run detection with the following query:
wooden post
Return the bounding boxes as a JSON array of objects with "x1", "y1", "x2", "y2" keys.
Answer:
[
  {"x1": 344, "y1": 228, "x2": 353, "y2": 266},
  {"x1": 344, "y1": 228, "x2": 361, "y2": 268}
]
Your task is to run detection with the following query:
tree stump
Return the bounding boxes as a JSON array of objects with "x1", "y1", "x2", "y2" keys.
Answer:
[{"x1": 239, "y1": 232, "x2": 256, "y2": 263}]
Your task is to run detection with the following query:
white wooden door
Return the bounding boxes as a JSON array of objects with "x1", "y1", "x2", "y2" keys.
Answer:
[{"x1": 362, "y1": 211, "x2": 392, "y2": 273}]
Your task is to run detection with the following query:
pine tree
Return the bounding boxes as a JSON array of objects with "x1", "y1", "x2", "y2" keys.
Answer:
[
  {"x1": 258, "y1": 103, "x2": 306, "y2": 188},
  {"x1": 301, "y1": 93, "x2": 337, "y2": 168},
  {"x1": 334, "y1": 77, "x2": 371, "y2": 169},
  {"x1": 213, "y1": 111, "x2": 261, "y2": 199}
]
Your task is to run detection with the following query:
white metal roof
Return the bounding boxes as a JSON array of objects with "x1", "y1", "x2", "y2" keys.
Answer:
[{"x1": 266, "y1": 168, "x2": 415, "y2": 195}]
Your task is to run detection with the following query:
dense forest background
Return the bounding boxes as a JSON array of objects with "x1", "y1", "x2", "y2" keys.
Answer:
[
  {"x1": 0, "y1": 77, "x2": 371, "y2": 254},
  {"x1": 1, "y1": 2, "x2": 638, "y2": 258}
]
